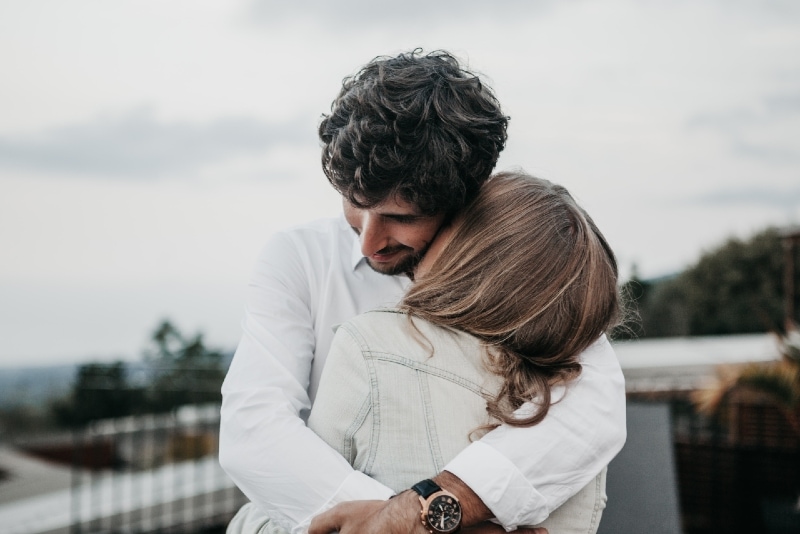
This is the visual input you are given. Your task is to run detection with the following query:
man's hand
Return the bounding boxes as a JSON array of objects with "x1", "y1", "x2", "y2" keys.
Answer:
[
  {"x1": 308, "y1": 491, "x2": 548, "y2": 534},
  {"x1": 308, "y1": 491, "x2": 421, "y2": 534}
]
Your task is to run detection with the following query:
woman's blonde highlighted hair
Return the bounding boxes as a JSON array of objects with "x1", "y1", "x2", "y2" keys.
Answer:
[{"x1": 400, "y1": 171, "x2": 621, "y2": 427}]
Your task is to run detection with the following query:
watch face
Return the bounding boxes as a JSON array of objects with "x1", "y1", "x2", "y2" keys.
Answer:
[{"x1": 426, "y1": 494, "x2": 462, "y2": 533}]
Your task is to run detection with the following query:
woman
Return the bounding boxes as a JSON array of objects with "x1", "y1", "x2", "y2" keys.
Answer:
[{"x1": 230, "y1": 171, "x2": 622, "y2": 534}]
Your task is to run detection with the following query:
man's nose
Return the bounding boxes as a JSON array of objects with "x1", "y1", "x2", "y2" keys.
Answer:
[{"x1": 359, "y1": 214, "x2": 389, "y2": 256}]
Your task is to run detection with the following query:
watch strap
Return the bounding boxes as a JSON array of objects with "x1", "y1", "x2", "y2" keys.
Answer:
[{"x1": 411, "y1": 479, "x2": 442, "y2": 499}]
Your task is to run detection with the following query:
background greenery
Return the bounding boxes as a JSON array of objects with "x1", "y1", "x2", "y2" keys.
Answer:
[
  {"x1": 50, "y1": 320, "x2": 227, "y2": 428},
  {"x1": 617, "y1": 227, "x2": 799, "y2": 339}
]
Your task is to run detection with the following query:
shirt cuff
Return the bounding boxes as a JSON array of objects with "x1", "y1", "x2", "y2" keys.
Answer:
[
  {"x1": 291, "y1": 471, "x2": 396, "y2": 534},
  {"x1": 444, "y1": 441, "x2": 548, "y2": 530}
]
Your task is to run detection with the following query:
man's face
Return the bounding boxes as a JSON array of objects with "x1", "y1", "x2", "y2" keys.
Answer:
[{"x1": 343, "y1": 195, "x2": 445, "y2": 276}]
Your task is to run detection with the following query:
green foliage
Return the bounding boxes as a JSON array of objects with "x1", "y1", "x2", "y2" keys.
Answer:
[
  {"x1": 614, "y1": 273, "x2": 688, "y2": 339},
  {"x1": 681, "y1": 228, "x2": 786, "y2": 335},
  {"x1": 52, "y1": 362, "x2": 145, "y2": 427},
  {"x1": 626, "y1": 228, "x2": 798, "y2": 337},
  {"x1": 52, "y1": 320, "x2": 226, "y2": 428},
  {"x1": 694, "y1": 329, "x2": 800, "y2": 436},
  {"x1": 737, "y1": 362, "x2": 800, "y2": 411},
  {"x1": 144, "y1": 320, "x2": 227, "y2": 412}
]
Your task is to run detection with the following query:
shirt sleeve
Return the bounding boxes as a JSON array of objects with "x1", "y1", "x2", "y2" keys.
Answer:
[
  {"x1": 218, "y1": 232, "x2": 393, "y2": 532},
  {"x1": 444, "y1": 335, "x2": 627, "y2": 530}
]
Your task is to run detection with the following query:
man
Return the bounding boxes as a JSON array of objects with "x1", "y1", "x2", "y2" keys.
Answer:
[{"x1": 220, "y1": 50, "x2": 626, "y2": 534}]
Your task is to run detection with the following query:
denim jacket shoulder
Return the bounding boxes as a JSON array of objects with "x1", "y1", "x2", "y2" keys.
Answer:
[{"x1": 310, "y1": 309, "x2": 501, "y2": 492}]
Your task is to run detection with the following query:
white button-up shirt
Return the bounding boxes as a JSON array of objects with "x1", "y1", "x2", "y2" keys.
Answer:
[{"x1": 219, "y1": 215, "x2": 627, "y2": 533}]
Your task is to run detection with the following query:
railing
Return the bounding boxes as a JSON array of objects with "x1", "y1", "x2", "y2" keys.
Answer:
[
  {"x1": 670, "y1": 399, "x2": 800, "y2": 534},
  {"x1": 59, "y1": 400, "x2": 800, "y2": 534},
  {"x1": 67, "y1": 404, "x2": 247, "y2": 533},
  {"x1": 10, "y1": 395, "x2": 798, "y2": 533},
  {"x1": 6, "y1": 404, "x2": 246, "y2": 534}
]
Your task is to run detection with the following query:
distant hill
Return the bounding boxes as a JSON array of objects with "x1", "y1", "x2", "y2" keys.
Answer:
[
  {"x1": 0, "y1": 352, "x2": 235, "y2": 410},
  {"x1": 0, "y1": 364, "x2": 78, "y2": 408}
]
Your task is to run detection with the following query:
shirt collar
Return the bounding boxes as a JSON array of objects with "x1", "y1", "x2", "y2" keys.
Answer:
[
  {"x1": 347, "y1": 227, "x2": 411, "y2": 289},
  {"x1": 350, "y1": 230, "x2": 366, "y2": 271}
]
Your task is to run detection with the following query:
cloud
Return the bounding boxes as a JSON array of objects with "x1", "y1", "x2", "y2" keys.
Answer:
[
  {"x1": 687, "y1": 108, "x2": 758, "y2": 131},
  {"x1": 245, "y1": 0, "x2": 560, "y2": 29},
  {"x1": 765, "y1": 93, "x2": 800, "y2": 113},
  {"x1": 691, "y1": 186, "x2": 800, "y2": 210},
  {"x1": 687, "y1": 92, "x2": 800, "y2": 165},
  {"x1": 0, "y1": 108, "x2": 313, "y2": 179},
  {"x1": 731, "y1": 139, "x2": 800, "y2": 165}
]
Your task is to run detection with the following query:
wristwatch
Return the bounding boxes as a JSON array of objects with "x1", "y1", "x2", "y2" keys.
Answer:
[{"x1": 411, "y1": 479, "x2": 463, "y2": 533}]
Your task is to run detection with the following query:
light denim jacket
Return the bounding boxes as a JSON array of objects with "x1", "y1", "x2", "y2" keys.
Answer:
[{"x1": 229, "y1": 310, "x2": 607, "y2": 534}]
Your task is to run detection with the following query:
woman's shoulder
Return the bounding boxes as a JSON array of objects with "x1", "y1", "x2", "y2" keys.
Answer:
[
  {"x1": 342, "y1": 308, "x2": 453, "y2": 340},
  {"x1": 339, "y1": 308, "x2": 485, "y2": 365}
]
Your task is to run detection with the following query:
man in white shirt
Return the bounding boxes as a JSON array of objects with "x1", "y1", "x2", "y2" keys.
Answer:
[{"x1": 219, "y1": 50, "x2": 626, "y2": 534}]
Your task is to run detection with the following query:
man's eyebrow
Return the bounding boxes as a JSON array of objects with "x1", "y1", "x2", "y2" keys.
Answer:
[{"x1": 382, "y1": 213, "x2": 425, "y2": 222}]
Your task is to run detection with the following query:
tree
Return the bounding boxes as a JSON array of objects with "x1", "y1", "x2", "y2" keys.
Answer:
[
  {"x1": 614, "y1": 270, "x2": 689, "y2": 339},
  {"x1": 51, "y1": 320, "x2": 227, "y2": 427},
  {"x1": 681, "y1": 228, "x2": 787, "y2": 335},
  {"x1": 52, "y1": 362, "x2": 145, "y2": 427},
  {"x1": 693, "y1": 327, "x2": 800, "y2": 437},
  {"x1": 625, "y1": 227, "x2": 798, "y2": 337},
  {"x1": 144, "y1": 320, "x2": 227, "y2": 412}
]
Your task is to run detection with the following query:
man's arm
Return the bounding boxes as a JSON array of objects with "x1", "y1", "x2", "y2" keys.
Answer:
[
  {"x1": 219, "y1": 231, "x2": 394, "y2": 531},
  {"x1": 445, "y1": 335, "x2": 626, "y2": 527},
  {"x1": 310, "y1": 335, "x2": 626, "y2": 533},
  {"x1": 308, "y1": 481, "x2": 546, "y2": 534}
]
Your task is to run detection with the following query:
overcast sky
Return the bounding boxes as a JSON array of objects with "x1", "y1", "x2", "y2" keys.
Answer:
[{"x1": 1, "y1": 0, "x2": 799, "y2": 366}]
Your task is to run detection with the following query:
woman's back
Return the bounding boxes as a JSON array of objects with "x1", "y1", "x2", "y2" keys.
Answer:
[
  {"x1": 309, "y1": 309, "x2": 501, "y2": 489},
  {"x1": 309, "y1": 310, "x2": 607, "y2": 534}
]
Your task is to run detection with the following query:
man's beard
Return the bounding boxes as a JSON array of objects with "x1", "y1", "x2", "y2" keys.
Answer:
[{"x1": 365, "y1": 247, "x2": 425, "y2": 277}]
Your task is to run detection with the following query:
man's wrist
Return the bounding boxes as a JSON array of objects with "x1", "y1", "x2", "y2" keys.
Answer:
[
  {"x1": 431, "y1": 471, "x2": 492, "y2": 528},
  {"x1": 391, "y1": 489, "x2": 434, "y2": 533}
]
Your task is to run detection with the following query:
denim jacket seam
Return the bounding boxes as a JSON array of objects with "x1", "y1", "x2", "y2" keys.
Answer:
[
  {"x1": 586, "y1": 468, "x2": 605, "y2": 533},
  {"x1": 339, "y1": 320, "x2": 489, "y2": 478},
  {"x1": 338, "y1": 323, "x2": 383, "y2": 474},
  {"x1": 342, "y1": 394, "x2": 372, "y2": 464},
  {"x1": 365, "y1": 351, "x2": 486, "y2": 396},
  {"x1": 415, "y1": 369, "x2": 445, "y2": 471}
]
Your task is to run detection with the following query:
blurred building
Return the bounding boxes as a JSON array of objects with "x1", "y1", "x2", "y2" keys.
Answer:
[
  {"x1": 602, "y1": 333, "x2": 800, "y2": 534},
  {"x1": 0, "y1": 405, "x2": 246, "y2": 534}
]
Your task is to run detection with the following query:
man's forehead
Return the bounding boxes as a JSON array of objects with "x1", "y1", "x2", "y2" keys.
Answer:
[
  {"x1": 347, "y1": 193, "x2": 427, "y2": 216},
  {"x1": 376, "y1": 196, "x2": 424, "y2": 215}
]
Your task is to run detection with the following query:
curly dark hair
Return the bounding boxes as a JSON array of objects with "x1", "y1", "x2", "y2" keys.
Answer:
[{"x1": 319, "y1": 49, "x2": 509, "y2": 217}]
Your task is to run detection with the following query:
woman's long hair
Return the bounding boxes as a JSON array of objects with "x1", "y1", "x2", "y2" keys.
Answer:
[{"x1": 400, "y1": 171, "x2": 621, "y2": 427}]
